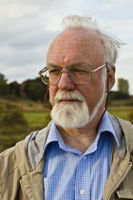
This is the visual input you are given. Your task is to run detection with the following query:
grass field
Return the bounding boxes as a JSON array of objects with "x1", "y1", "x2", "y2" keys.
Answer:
[
  {"x1": 23, "y1": 106, "x2": 133, "y2": 127},
  {"x1": 0, "y1": 97, "x2": 133, "y2": 151},
  {"x1": 23, "y1": 111, "x2": 51, "y2": 128},
  {"x1": 22, "y1": 107, "x2": 133, "y2": 128},
  {"x1": 108, "y1": 106, "x2": 133, "y2": 121}
]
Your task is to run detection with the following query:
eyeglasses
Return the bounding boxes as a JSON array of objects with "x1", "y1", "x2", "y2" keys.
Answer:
[{"x1": 39, "y1": 63, "x2": 107, "y2": 85}]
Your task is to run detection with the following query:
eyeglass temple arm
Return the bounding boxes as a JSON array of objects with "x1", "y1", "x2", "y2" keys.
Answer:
[
  {"x1": 91, "y1": 63, "x2": 110, "y2": 73},
  {"x1": 39, "y1": 67, "x2": 48, "y2": 76}
]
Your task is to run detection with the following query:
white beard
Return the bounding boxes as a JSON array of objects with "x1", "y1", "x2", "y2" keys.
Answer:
[{"x1": 51, "y1": 90, "x2": 105, "y2": 129}]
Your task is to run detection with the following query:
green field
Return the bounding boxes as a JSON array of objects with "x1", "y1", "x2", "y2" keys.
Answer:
[
  {"x1": 0, "y1": 97, "x2": 133, "y2": 152},
  {"x1": 23, "y1": 107, "x2": 133, "y2": 128},
  {"x1": 108, "y1": 106, "x2": 133, "y2": 120},
  {"x1": 23, "y1": 111, "x2": 51, "y2": 128},
  {"x1": 23, "y1": 107, "x2": 133, "y2": 129}
]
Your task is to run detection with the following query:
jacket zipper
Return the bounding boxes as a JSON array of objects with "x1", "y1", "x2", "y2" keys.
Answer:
[{"x1": 107, "y1": 162, "x2": 132, "y2": 200}]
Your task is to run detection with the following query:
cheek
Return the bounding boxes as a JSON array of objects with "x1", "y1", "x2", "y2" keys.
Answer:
[
  {"x1": 78, "y1": 80, "x2": 106, "y2": 109},
  {"x1": 76, "y1": 85, "x2": 94, "y2": 106},
  {"x1": 49, "y1": 86, "x2": 58, "y2": 106}
]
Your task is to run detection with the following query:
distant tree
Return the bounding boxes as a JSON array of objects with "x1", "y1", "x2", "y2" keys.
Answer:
[
  {"x1": 22, "y1": 78, "x2": 47, "y2": 101},
  {"x1": 0, "y1": 83, "x2": 9, "y2": 96},
  {"x1": 0, "y1": 73, "x2": 7, "y2": 83},
  {"x1": 0, "y1": 73, "x2": 9, "y2": 96},
  {"x1": 0, "y1": 73, "x2": 47, "y2": 100},
  {"x1": 109, "y1": 91, "x2": 130, "y2": 101},
  {"x1": 9, "y1": 81, "x2": 21, "y2": 97},
  {"x1": 118, "y1": 78, "x2": 129, "y2": 95}
]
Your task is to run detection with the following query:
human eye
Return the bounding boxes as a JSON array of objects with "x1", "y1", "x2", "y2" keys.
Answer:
[
  {"x1": 48, "y1": 67, "x2": 61, "y2": 78},
  {"x1": 71, "y1": 67, "x2": 89, "y2": 76}
]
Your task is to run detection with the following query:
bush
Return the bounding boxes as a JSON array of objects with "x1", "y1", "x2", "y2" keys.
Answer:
[
  {"x1": 0, "y1": 101, "x2": 28, "y2": 128},
  {"x1": 0, "y1": 110, "x2": 28, "y2": 127},
  {"x1": 0, "y1": 104, "x2": 29, "y2": 152}
]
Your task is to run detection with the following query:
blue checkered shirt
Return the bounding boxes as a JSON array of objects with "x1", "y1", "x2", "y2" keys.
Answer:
[{"x1": 43, "y1": 112, "x2": 119, "y2": 200}]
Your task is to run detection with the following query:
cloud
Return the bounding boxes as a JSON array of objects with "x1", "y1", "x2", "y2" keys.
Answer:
[
  {"x1": 100, "y1": 0, "x2": 132, "y2": 10},
  {"x1": 0, "y1": 0, "x2": 133, "y2": 94}
]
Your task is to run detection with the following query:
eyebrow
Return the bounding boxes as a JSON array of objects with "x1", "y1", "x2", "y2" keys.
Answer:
[
  {"x1": 47, "y1": 62, "x2": 89, "y2": 68},
  {"x1": 47, "y1": 63, "x2": 60, "y2": 68}
]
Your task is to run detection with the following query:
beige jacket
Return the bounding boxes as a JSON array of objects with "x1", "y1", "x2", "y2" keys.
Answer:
[{"x1": 0, "y1": 116, "x2": 133, "y2": 200}]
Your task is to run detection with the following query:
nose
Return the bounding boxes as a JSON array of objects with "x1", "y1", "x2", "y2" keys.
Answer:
[{"x1": 58, "y1": 72, "x2": 75, "y2": 90}]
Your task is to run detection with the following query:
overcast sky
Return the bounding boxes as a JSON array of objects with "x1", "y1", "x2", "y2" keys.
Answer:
[{"x1": 0, "y1": 0, "x2": 133, "y2": 93}]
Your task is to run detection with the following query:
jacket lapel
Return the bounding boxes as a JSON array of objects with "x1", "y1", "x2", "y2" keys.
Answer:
[
  {"x1": 20, "y1": 161, "x2": 44, "y2": 200},
  {"x1": 104, "y1": 116, "x2": 133, "y2": 200},
  {"x1": 104, "y1": 149, "x2": 132, "y2": 200},
  {"x1": 15, "y1": 141, "x2": 45, "y2": 200}
]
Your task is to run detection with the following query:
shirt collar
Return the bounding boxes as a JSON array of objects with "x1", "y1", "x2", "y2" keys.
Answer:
[
  {"x1": 44, "y1": 122, "x2": 58, "y2": 149},
  {"x1": 44, "y1": 111, "x2": 120, "y2": 153},
  {"x1": 98, "y1": 111, "x2": 120, "y2": 147},
  {"x1": 44, "y1": 122, "x2": 65, "y2": 152}
]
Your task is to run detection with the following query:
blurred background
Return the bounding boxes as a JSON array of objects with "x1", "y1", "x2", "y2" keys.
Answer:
[{"x1": 0, "y1": 0, "x2": 133, "y2": 152}]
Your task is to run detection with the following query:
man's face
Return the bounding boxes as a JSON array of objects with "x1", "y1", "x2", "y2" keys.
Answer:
[{"x1": 47, "y1": 28, "x2": 114, "y2": 128}]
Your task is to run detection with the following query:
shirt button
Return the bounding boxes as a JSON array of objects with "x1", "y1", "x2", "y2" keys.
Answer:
[
  {"x1": 82, "y1": 156, "x2": 87, "y2": 160},
  {"x1": 80, "y1": 189, "x2": 85, "y2": 195}
]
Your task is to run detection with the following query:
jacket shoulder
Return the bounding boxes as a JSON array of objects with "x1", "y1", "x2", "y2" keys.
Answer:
[
  {"x1": 116, "y1": 117, "x2": 133, "y2": 133},
  {"x1": 0, "y1": 140, "x2": 27, "y2": 199},
  {"x1": 109, "y1": 114, "x2": 133, "y2": 133},
  {"x1": 114, "y1": 116, "x2": 133, "y2": 153},
  {"x1": 0, "y1": 146, "x2": 17, "y2": 175},
  {"x1": 0, "y1": 146, "x2": 19, "y2": 195}
]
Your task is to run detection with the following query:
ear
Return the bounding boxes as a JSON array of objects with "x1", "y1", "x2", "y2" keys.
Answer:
[{"x1": 108, "y1": 65, "x2": 115, "y2": 91}]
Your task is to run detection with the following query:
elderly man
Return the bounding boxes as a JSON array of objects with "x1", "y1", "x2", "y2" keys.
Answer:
[{"x1": 0, "y1": 15, "x2": 133, "y2": 200}]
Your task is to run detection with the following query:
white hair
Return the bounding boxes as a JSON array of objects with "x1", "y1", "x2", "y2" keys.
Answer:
[{"x1": 61, "y1": 15, "x2": 124, "y2": 65}]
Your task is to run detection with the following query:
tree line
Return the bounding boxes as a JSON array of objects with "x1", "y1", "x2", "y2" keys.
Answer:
[
  {"x1": 0, "y1": 73, "x2": 47, "y2": 101},
  {"x1": 0, "y1": 73, "x2": 130, "y2": 101}
]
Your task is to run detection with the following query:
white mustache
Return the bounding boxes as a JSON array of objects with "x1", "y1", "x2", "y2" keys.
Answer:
[{"x1": 55, "y1": 90, "x2": 84, "y2": 103}]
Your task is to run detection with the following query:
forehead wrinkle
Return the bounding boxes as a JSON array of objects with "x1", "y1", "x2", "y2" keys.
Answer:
[
  {"x1": 48, "y1": 28, "x2": 103, "y2": 51},
  {"x1": 47, "y1": 28, "x2": 105, "y2": 66}
]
